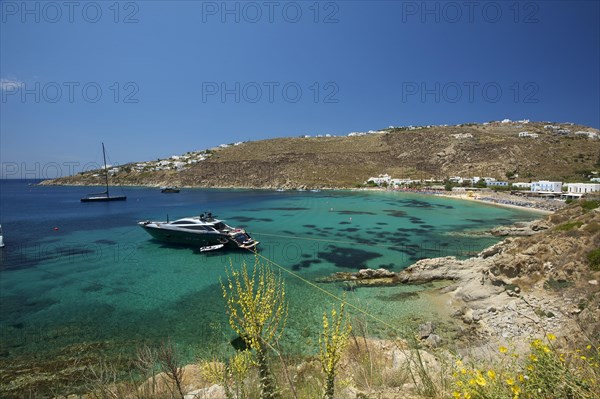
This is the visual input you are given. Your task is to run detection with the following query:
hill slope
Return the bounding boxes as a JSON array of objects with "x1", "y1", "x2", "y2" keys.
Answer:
[{"x1": 44, "y1": 121, "x2": 600, "y2": 188}]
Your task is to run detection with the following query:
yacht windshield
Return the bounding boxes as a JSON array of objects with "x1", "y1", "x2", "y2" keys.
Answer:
[{"x1": 213, "y1": 222, "x2": 227, "y2": 231}]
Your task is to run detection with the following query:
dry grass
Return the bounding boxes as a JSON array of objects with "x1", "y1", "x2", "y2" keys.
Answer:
[{"x1": 46, "y1": 122, "x2": 600, "y2": 188}]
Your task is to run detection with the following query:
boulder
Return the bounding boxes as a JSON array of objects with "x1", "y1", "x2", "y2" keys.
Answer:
[
  {"x1": 418, "y1": 322, "x2": 435, "y2": 339},
  {"x1": 425, "y1": 334, "x2": 443, "y2": 348}
]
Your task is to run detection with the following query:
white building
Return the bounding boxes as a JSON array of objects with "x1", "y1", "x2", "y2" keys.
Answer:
[
  {"x1": 531, "y1": 181, "x2": 563, "y2": 193},
  {"x1": 488, "y1": 181, "x2": 509, "y2": 187},
  {"x1": 452, "y1": 133, "x2": 473, "y2": 139},
  {"x1": 518, "y1": 131, "x2": 539, "y2": 138},
  {"x1": 367, "y1": 174, "x2": 391, "y2": 186},
  {"x1": 513, "y1": 182, "x2": 532, "y2": 189},
  {"x1": 390, "y1": 178, "x2": 417, "y2": 186},
  {"x1": 575, "y1": 131, "x2": 598, "y2": 139},
  {"x1": 566, "y1": 183, "x2": 600, "y2": 194}
]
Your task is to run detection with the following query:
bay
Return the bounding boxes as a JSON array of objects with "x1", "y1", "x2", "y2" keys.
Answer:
[{"x1": 0, "y1": 180, "x2": 538, "y2": 384}]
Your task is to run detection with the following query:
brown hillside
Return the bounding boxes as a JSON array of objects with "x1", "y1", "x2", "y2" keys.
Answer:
[{"x1": 44, "y1": 121, "x2": 600, "y2": 188}]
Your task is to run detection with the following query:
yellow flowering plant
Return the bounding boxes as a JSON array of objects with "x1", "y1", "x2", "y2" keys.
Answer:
[
  {"x1": 450, "y1": 335, "x2": 599, "y2": 399},
  {"x1": 220, "y1": 258, "x2": 288, "y2": 399},
  {"x1": 319, "y1": 301, "x2": 352, "y2": 399}
]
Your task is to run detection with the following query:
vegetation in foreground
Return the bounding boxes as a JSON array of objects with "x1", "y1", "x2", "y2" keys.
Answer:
[{"x1": 7, "y1": 256, "x2": 596, "y2": 399}]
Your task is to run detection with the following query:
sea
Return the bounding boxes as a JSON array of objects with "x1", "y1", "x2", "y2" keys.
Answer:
[{"x1": 0, "y1": 180, "x2": 540, "y2": 391}]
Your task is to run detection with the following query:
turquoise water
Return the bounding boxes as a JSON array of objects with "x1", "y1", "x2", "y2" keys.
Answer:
[{"x1": 0, "y1": 182, "x2": 539, "y2": 372}]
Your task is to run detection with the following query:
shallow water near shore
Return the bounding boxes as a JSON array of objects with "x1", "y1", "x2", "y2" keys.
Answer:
[{"x1": 0, "y1": 181, "x2": 540, "y2": 391}]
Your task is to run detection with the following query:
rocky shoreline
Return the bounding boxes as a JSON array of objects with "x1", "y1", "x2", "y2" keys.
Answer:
[{"x1": 316, "y1": 210, "x2": 598, "y2": 352}]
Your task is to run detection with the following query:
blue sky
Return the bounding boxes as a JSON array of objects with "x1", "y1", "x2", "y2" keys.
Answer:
[{"x1": 1, "y1": 1, "x2": 599, "y2": 177}]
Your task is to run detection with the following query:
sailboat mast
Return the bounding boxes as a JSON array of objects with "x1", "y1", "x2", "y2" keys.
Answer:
[{"x1": 102, "y1": 142, "x2": 109, "y2": 197}]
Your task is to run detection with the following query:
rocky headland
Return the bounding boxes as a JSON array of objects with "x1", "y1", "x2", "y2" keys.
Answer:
[{"x1": 318, "y1": 200, "x2": 600, "y2": 352}]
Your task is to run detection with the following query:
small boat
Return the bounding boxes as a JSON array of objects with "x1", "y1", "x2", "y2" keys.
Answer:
[
  {"x1": 138, "y1": 212, "x2": 259, "y2": 251},
  {"x1": 161, "y1": 186, "x2": 180, "y2": 193},
  {"x1": 0, "y1": 224, "x2": 4, "y2": 248},
  {"x1": 81, "y1": 143, "x2": 127, "y2": 202}
]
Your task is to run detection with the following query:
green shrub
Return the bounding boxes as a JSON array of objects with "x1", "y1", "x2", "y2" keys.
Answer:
[
  {"x1": 544, "y1": 278, "x2": 573, "y2": 291},
  {"x1": 555, "y1": 221, "x2": 583, "y2": 232},
  {"x1": 587, "y1": 248, "x2": 600, "y2": 271},
  {"x1": 581, "y1": 200, "x2": 600, "y2": 212},
  {"x1": 584, "y1": 222, "x2": 600, "y2": 234}
]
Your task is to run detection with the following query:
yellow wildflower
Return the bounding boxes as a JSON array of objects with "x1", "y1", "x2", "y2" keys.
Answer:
[
  {"x1": 487, "y1": 370, "x2": 496, "y2": 380},
  {"x1": 512, "y1": 385, "x2": 521, "y2": 397},
  {"x1": 506, "y1": 378, "x2": 515, "y2": 386},
  {"x1": 547, "y1": 333, "x2": 556, "y2": 341},
  {"x1": 499, "y1": 346, "x2": 508, "y2": 353},
  {"x1": 529, "y1": 354, "x2": 538, "y2": 362},
  {"x1": 475, "y1": 375, "x2": 487, "y2": 386},
  {"x1": 452, "y1": 392, "x2": 461, "y2": 399}
]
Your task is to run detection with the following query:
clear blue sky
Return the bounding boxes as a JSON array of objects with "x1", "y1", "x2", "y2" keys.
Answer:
[{"x1": 1, "y1": 1, "x2": 599, "y2": 177}]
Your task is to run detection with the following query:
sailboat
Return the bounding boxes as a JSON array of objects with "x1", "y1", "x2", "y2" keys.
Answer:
[{"x1": 81, "y1": 143, "x2": 127, "y2": 202}]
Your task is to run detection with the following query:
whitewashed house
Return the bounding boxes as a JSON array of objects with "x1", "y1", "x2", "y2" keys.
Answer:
[
  {"x1": 531, "y1": 181, "x2": 563, "y2": 193},
  {"x1": 566, "y1": 183, "x2": 600, "y2": 194},
  {"x1": 488, "y1": 181, "x2": 509, "y2": 187},
  {"x1": 513, "y1": 182, "x2": 532, "y2": 189},
  {"x1": 575, "y1": 131, "x2": 599, "y2": 139},
  {"x1": 390, "y1": 178, "x2": 417, "y2": 186},
  {"x1": 452, "y1": 133, "x2": 473, "y2": 139},
  {"x1": 367, "y1": 174, "x2": 391, "y2": 186},
  {"x1": 518, "y1": 132, "x2": 539, "y2": 138}
]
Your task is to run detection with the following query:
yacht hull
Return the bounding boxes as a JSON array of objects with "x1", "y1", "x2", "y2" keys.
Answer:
[
  {"x1": 81, "y1": 196, "x2": 127, "y2": 202},
  {"x1": 140, "y1": 225, "x2": 228, "y2": 246}
]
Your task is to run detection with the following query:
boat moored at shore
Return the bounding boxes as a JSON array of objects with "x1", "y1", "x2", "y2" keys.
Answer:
[
  {"x1": 138, "y1": 213, "x2": 258, "y2": 251},
  {"x1": 160, "y1": 186, "x2": 180, "y2": 193}
]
